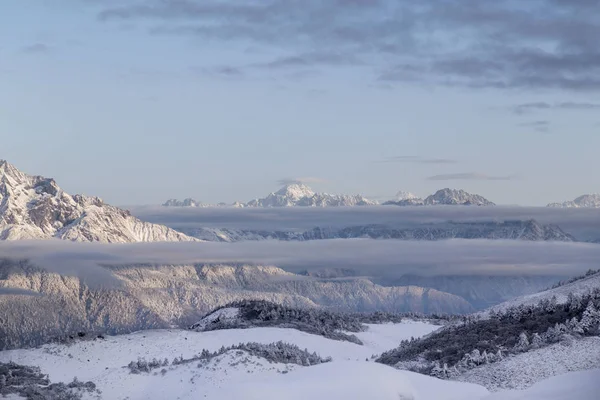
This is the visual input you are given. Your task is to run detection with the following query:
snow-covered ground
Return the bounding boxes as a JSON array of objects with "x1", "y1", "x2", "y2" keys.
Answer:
[
  {"x1": 456, "y1": 336, "x2": 600, "y2": 391},
  {"x1": 483, "y1": 369, "x2": 600, "y2": 400},
  {"x1": 1, "y1": 322, "x2": 597, "y2": 399}
]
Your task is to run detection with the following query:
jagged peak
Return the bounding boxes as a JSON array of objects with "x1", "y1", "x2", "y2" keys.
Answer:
[
  {"x1": 274, "y1": 183, "x2": 315, "y2": 199},
  {"x1": 424, "y1": 188, "x2": 495, "y2": 206}
]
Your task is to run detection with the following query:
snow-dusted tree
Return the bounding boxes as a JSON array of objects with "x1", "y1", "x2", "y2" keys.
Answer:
[
  {"x1": 530, "y1": 333, "x2": 544, "y2": 349},
  {"x1": 577, "y1": 301, "x2": 600, "y2": 335},
  {"x1": 514, "y1": 332, "x2": 530, "y2": 352}
]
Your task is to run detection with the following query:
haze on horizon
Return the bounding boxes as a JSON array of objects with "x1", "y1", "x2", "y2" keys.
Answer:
[{"x1": 1, "y1": 0, "x2": 599, "y2": 206}]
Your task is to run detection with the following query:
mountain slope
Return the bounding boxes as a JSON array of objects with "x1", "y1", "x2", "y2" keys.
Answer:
[
  {"x1": 481, "y1": 270, "x2": 600, "y2": 316},
  {"x1": 547, "y1": 194, "x2": 600, "y2": 208},
  {"x1": 0, "y1": 261, "x2": 473, "y2": 349},
  {"x1": 0, "y1": 160, "x2": 197, "y2": 242}
]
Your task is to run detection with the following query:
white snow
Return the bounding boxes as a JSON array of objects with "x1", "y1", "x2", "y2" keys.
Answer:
[
  {"x1": 221, "y1": 360, "x2": 488, "y2": 400},
  {"x1": 456, "y1": 336, "x2": 600, "y2": 391},
  {"x1": 482, "y1": 368, "x2": 600, "y2": 400},
  {"x1": 0, "y1": 322, "x2": 488, "y2": 400}
]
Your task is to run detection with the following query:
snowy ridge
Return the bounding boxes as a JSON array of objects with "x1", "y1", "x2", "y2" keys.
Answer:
[
  {"x1": 547, "y1": 194, "x2": 600, "y2": 208},
  {"x1": 0, "y1": 160, "x2": 198, "y2": 243}
]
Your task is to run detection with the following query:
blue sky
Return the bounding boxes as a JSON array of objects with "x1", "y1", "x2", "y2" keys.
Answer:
[{"x1": 1, "y1": 0, "x2": 599, "y2": 206}]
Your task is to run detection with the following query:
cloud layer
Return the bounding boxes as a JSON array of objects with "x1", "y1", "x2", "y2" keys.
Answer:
[{"x1": 1, "y1": 239, "x2": 599, "y2": 289}]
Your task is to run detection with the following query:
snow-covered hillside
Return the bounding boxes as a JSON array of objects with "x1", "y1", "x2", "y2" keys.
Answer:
[
  {"x1": 0, "y1": 262, "x2": 473, "y2": 349},
  {"x1": 482, "y1": 270, "x2": 600, "y2": 316},
  {"x1": 483, "y1": 369, "x2": 600, "y2": 400},
  {"x1": 456, "y1": 337, "x2": 600, "y2": 391},
  {"x1": 2, "y1": 321, "x2": 596, "y2": 399},
  {"x1": 547, "y1": 194, "x2": 600, "y2": 208},
  {"x1": 0, "y1": 322, "x2": 490, "y2": 400},
  {"x1": 0, "y1": 160, "x2": 197, "y2": 243}
]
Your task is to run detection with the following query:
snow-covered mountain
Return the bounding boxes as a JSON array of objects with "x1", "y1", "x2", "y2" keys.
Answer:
[
  {"x1": 547, "y1": 194, "x2": 600, "y2": 208},
  {"x1": 245, "y1": 183, "x2": 377, "y2": 207},
  {"x1": 178, "y1": 219, "x2": 575, "y2": 243},
  {"x1": 0, "y1": 160, "x2": 197, "y2": 242},
  {"x1": 424, "y1": 188, "x2": 495, "y2": 206}
]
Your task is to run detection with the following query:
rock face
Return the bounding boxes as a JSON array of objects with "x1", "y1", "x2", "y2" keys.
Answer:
[
  {"x1": 245, "y1": 184, "x2": 377, "y2": 207},
  {"x1": 180, "y1": 219, "x2": 575, "y2": 242},
  {"x1": 0, "y1": 261, "x2": 473, "y2": 349},
  {"x1": 547, "y1": 194, "x2": 600, "y2": 208},
  {"x1": 423, "y1": 188, "x2": 495, "y2": 206},
  {"x1": 0, "y1": 160, "x2": 197, "y2": 242}
]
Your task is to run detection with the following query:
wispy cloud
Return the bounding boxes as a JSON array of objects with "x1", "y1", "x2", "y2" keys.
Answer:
[
  {"x1": 426, "y1": 172, "x2": 516, "y2": 181},
  {"x1": 195, "y1": 65, "x2": 245, "y2": 78},
  {"x1": 512, "y1": 102, "x2": 600, "y2": 114},
  {"x1": 381, "y1": 156, "x2": 458, "y2": 164},
  {"x1": 276, "y1": 177, "x2": 328, "y2": 186},
  {"x1": 518, "y1": 120, "x2": 550, "y2": 133},
  {"x1": 21, "y1": 43, "x2": 50, "y2": 54}
]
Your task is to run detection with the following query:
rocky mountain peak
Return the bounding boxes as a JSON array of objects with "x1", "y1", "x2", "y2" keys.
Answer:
[
  {"x1": 274, "y1": 183, "x2": 316, "y2": 200},
  {"x1": 0, "y1": 160, "x2": 196, "y2": 242},
  {"x1": 424, "y1": 188, "x2": 495, "y2": 206}
]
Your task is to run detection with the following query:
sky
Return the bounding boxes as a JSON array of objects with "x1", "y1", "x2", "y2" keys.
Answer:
[{"x1": 1, "y1": 0, "x2": 599, "y2": 206}]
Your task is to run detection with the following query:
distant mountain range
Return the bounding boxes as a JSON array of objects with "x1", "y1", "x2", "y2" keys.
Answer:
[
  {"x1": 180, "y1": 219, "x2": 574, "y2": 243},
  {"x1": 163, "y1": 185, "x2": 496, "y2": 208},
  {"x1": 547, "y1": 194, "x2": 600, "y2": 208},
  {"x1": 163, "y1": 183, "x2": 377, "y2": 208},
  {"x1": 0, "y1": 160, "x2": 197, "y2": 242}
]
